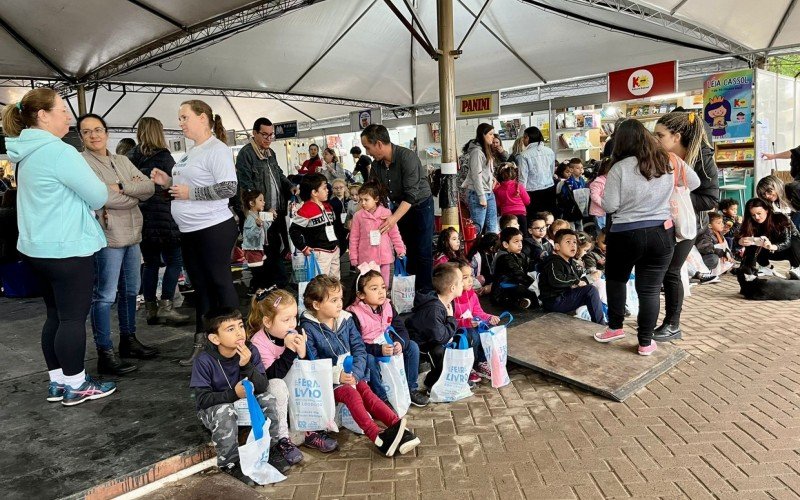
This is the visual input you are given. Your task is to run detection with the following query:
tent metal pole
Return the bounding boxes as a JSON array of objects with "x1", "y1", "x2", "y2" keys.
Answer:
[
  {"x1": 456, "y1": 0, "x2": 547, "y2": 83},
  {"x1": 125, "y1": 0, "x2": 186, "y2": 31},
  {"x1": 89, "y1": 85, "x2": 98, "y2": 114},
  {"x1": 102, "y1": 85, "x2": 126, "y2": 119},
  {"x1": 670, "y1": 0, "x2": 689, "y2": 15},
  {"x1": 285, "y1": 0, "x2": 378, "y2": 93},
  {"x1": 384, "y1": 0, "x2": 438, "y2": 59},
  {"x1": 401, "y1": 0, "x2": 435, "y2": 50},
  {"x1": 0, "y1": 17, "x2": 74, "y2": 83},
  {"x1": 768, "y1": 0, "x2": 798, "y2": 48},
  {"x1": 270, "y1": 94, "x2": 317, "y2": 122},
  {"x1": 437, "y1": 0, "x2": 459, "y2": 229},
  {"x1": 77, "y1": 85, "x2": 87, "y2": 116},
  {"x1": 224, "y1": 95, "x2": 250, "y2": 139},
  {"x1": 133, "y1": 88, "x2": 164, "y2": 128},
  {"x1": 456, "y1": 0, "x2": 493, "y2": 53}
]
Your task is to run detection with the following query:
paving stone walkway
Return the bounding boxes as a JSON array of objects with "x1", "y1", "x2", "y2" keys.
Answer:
[{"x1": 146, "y1": 269, "x2": 800, "y2": 499}]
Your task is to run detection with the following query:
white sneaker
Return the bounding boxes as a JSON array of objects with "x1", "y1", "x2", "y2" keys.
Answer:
[{"x1": 789, "y1": 267, "x2": 800, "y2": 280}]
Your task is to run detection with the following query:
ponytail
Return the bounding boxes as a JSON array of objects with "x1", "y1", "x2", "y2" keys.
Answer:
[
  {"x1": 2, "y1": 87, "x2": 58, "y2": 137},
  {"x1": 656, "y1": 111, "x2": 710, "y2": 169},
  {"x1": 213, "y1": 114, "x2": 227, "y2": 145}
]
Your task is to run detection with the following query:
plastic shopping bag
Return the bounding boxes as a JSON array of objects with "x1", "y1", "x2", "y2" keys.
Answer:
[
  {"x1": 669, "y1": 154, "x2": 697, "y2": 242},
  {"x1": 292, "y1": 250, "x2": 307, "y2": 283},
  {"x1": 238, "y1": 379, "x2": 286, "y2": 485},
  {"x1": 297, "y1": 253, "x2": 322, "y2": 314},
  {"x1": 334, "y1": 403, "x2": 364, "y2": 434},
  {"x1": 391, "y1": 256, "x2": 415, "y2": 314},
  {"x1": 572, "y1": 187, "x2": 591, "y2": 216},
  {"x1": 429, "y1": 331, "x2": 474, "y2": 403},
  {"x1": 626, "y1": 272, "x2": 639, "y2": 317},
  {"x1": 685, "y1": 246, "x2": 711, "y2": 276},
  {"x1": 478, "y1": 312, "x2": 512, "y2": 388},
  {"x1": 284, "y1": 356, "x2": 338, "y2": 433},
  {"x1": 286, "y1": 195, "x2": 301, "y2": 253},
  {"x1": 373, "y1": 328, "x2": 411, "y2": 417}
]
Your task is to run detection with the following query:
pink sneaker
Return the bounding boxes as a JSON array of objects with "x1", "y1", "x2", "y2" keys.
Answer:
[
  {"x1": 476, "y1": 361, "x2": 491, "y2": 379},
  {"x1": 638, "y1": 341, "x2": 658, "y2": 356},
  {"x1": 468, "y1": 370, "x2": 482, "y2": 383},
  {"x1": 594, "y1": 328, "x2": 625, "y2": 343}
]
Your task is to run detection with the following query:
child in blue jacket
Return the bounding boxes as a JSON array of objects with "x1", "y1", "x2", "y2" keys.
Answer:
[{"x1": 299, "y1": 275, "x2": 420, "y2": 458}]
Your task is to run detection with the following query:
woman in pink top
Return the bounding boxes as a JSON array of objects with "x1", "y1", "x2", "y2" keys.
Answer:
[
  {"x1": 589, "y1": 159, "x2": 611, "y2": 231},
  {"x1": 349, "y1": 182, "x2": 406, "y2": 286},
  {"x1": 493, "y1": 163, "x2": 531, "y2": 231}
]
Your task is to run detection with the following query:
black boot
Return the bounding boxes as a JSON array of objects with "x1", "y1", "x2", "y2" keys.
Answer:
[
  {"x1": 652, "y1": 322, "x2": 682, "y2": 342},
  {"x1": 97, "y1": 348, "x2": 138, "y2": 375},
  {"x1": 179, "y1": 333, "x2": 205, "y2": 367},
  {"x1": 119, "y1": 335, "x2": 159, "y2": 359}
]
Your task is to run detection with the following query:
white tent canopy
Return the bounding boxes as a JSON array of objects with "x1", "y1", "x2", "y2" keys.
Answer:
[{"x1": 1, "y1": 0, "x2": 798, "y2": 129}]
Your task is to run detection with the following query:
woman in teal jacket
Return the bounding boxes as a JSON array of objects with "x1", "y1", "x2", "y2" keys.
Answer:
[{"x1": 3, "y1": 89, "x2": 115, "y2": 407}]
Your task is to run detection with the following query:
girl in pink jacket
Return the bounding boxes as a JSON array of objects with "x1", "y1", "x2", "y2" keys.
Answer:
[
  {"x1": 349, "y1": 182, "x2": 406, "y2": 286},
  {"x1": 589, "y1": 159, "x2": 611, "y2": 230},
  {"x1": 493, "y1": 163, "x2": 531, "y2": 230},
  {"x1": 452, "y1": 260, "x2": 500, "y2": 381}
]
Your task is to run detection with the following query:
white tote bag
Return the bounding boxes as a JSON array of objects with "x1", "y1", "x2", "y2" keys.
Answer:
[
  {"x1": 391, "y1": 256, "x2": 415, "y2": 314},
  {"x1": 334, "y1": 403, "x2": 364, "y2": 434},
  {"x1": 373, "y1": 328, "x2": 411, "y2": 417},
  {"x1": 238, "y1": 380, "x2": 286, "y2": 485},
  {"x1": 429, "y1": 332, "x2": 474, "y2": 403},
  {"x1": 478, "y1": 312, "x2": 512, "y2": 389},
  {"x1": 284, "y1": 357, "x2": 338, "y2": 433},
  {"x1": 297, "y1": 253, "x2": 322, "y2": 314},
  {"x1": 669, "y1": 154, "x2": 697, "y2": 242}
]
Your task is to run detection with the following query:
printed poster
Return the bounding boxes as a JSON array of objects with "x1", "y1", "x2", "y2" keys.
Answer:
[{"x1": 703, "y1": 69, "x2": 754, "y2": 141}]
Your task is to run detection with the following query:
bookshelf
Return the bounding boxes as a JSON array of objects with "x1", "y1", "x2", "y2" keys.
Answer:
[{"x1": 714, "y1": 141, "x2": 755, "y2": 167}]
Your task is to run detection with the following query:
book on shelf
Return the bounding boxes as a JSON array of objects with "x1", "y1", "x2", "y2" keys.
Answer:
[
  {"x1": 575, "y1": 114, "x2": 585, "y2": 128},
  {"x1": 584, "y1": 115, "x2": 594, "y2": 128}
]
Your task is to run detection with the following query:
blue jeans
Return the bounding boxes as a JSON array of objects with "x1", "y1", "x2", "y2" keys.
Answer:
[
  {"x1": 463, "y1": 328, "x2": 487, "y2": 364},
  {"x1": 141, "y1": 241, "x2": 183, "y2": 302},
  {"x1": 397, "y1": 196, "x2": 434, "y2": 292},
  {"x1": 366, "y1": 339, "x2": 422, "y2": 401},
  {"x1": 91, "y1": 244, "x2": 142, "y2": 350},
  {"x1": 542, "y1": 286, "x2": 605, "y2": 326},
  {"x1": 467, "y1": 191, "x2": 499, "y2": 234}
]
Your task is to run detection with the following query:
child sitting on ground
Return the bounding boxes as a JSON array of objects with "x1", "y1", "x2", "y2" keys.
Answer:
[
  {"x1": 299, "y1": 275, "x2": 420, "y2": 457},
  {"x1": 248, "y1": 288, "x2": 338, "y2": 455},
  {"x1": 522, "y1": 215, "x2": 554, "y2": 272},
  {"x1": 190, "y1": 307, "x2": 293, "y2": 485},
  {"x1": 241, "y1": 190, "x2": 273, "y2": 266},
  {"x1": 547, "y1": 219, "x2": 571, "y2": 246},
  {"x1": 499, "y1": 214, "x2": 519, "y2": 230},
  {"x1": 575, "y1": 232, "x2": 595, "y2": 274},
  {"x1": 719, "y1": 198, "x2": 742, "y2": 252},
  {"x1": 289, "y1": 173, "x2": 340, "y2": 278},
  {"x1": 349, "y1": 181, "x2": 406, "y2": 287},
  {"x1": 538, "y1": 229, "x2": 605, "y2": 326},
  {"x1": 405, "y1": 263, "x2": 462, "y2": 391},
  {"x1": 538, "y1": 211, "x2": 555, "y2": 229},
  {"x1": 583, "y1": 231, "x2": 606, "y2": 272},
  {"x1": 695, "y1": 212, "x2": 733, "y2": 272},
  {"x1": 491, "y1": 227, "x2": 538, "y2": 310},
  {"x1": 454, "y1": 260, "x2": 500, "y2": 382},
  {"x1": 347, "y1": 266, "x2": 429, "y2": 407},
  {"x1": 468, "y1": 232, "x2": 498, "y2": 295},
  {"x1": 434, "y1": 227, "x2": 466, "y2": 265}
]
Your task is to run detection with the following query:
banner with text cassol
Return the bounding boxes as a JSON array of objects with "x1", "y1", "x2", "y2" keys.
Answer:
[
  {"x1": 456, "y1": 91, "x2": 500, "y2": 119},
  {"x1": 702, "y1": 69, "x2": 753, "y2": 142},
  {"x1": 607, "y1": 60, "x2": 677, "y2": 102}
]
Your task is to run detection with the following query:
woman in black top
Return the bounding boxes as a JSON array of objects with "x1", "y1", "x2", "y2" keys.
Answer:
[{"x1": 738, "y1": 198, "x2": 800, "y2": 279}]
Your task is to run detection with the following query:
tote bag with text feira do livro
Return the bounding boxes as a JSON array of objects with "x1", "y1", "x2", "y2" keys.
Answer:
[
  {"x1": 297, "y1": 253, "x2": 322, "y2": 314},
  {"x1": 238, "y1": 379, "x2": 286, "y2": 485},
  {"x1": 284, "y1": 354, "x2": 338, "y2": 433},
  {"x1": 477, "y1": 312, "x2": 513, "y2": 389},
  {"x1": 429, "y1": 330, "x2": 474, "y2": 403},
  {"x1": 391, "y1": 256, "x2": 415, "y2": 314}
]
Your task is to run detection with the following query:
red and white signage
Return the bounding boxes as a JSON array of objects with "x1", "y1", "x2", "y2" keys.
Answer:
[{"x1": 607, "y1": 61, "x2": 677, "y2": 102}]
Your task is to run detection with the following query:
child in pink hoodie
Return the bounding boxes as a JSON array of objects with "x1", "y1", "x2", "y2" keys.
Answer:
[
  {"x1": 493, "y1": 163, "x2": 531, "y2": 231},
  {"x1": 349, "y1": 181, "x2": 406, "y2": 286},
  {"x1": 453, "y1": 260, "x2": 500, "y2": 381},
  {"x1": 589, "y1": 158, "x2": 611, "y2": 231}
]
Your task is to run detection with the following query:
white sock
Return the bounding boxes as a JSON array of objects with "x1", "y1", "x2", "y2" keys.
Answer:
[
  {"x1": 48, "y1": 368, "x2": 65, "y2": 384},
  {"x1": 64, "y1": 371, "x2": 86, "y2": 389}
]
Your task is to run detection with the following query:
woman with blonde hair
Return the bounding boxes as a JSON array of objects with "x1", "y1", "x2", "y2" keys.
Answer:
[
  {"x1": 128, "y1": 117, "x2": 189, "y2": 327},
  {"x1": 150, "y1": 100, "x2": 239, "y2": 366},
  {"x1": 3, "y1": 88, "x2": 115, "y2": 405}
]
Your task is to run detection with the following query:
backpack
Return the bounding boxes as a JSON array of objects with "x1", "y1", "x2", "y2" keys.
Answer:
[{"x1": 556, "y1": 181, "x2": 583, "y2": 222}]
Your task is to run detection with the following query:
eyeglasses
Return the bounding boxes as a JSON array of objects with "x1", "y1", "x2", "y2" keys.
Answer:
[
  {"x1": 531, "y1": 226, "x2": 547, "y2": 231},
  {"x1": 79, "y1": 127, "x2": 106, "y2": 137},
  {"x1": 257, "y1": 132, "x2": 275, "y2": 139}
]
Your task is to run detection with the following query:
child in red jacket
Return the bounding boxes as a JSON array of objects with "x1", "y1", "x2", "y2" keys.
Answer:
[{"x1": 493, "y1": 163, "x2": 530, "y2": 232}]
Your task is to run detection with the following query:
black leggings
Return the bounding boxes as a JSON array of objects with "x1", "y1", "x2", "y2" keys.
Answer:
[
  {"x1": 26, "y1": 255, "x2": 95, "y2": 376},
  {"x1": 181, "y1": 218, "x2": 239, "y2": 332},
  {"x1": 661, "y1": 237, "x2": 695, "y2": 325}
]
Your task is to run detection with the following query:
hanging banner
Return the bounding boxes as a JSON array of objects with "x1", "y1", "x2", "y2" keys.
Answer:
[
  {"x1": 703, "y1": 69, "x2": 754, "y2": 141},
  {"x1": 274, "y1": 121, "x2": 297, "y2": 139},
  {"x1": 607, "y1": 61, "x2": 677, "y2": 102},
  {"x1": 456, "y1": 91, "x2": 500, "y2": 119},
  {"x1": 350, "y1": 109, "x2": 382, "y2": 132}
]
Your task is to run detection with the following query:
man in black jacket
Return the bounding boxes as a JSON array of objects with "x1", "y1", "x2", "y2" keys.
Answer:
[
  {"x1": 362, "y1": 124, "x2": 434, "y2": 292},
  {"x1": 236, "y1": 118, "x2": 297, "y2": 287}
]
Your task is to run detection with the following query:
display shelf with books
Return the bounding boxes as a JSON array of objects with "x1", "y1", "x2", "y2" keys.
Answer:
[{"x1": 714, "y1": 141, "x2": 755, "y2": 167}]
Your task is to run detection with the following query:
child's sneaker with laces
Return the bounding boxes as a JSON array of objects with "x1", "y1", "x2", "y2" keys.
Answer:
[
  {"x1": 476, "y1": 361, "x2": 491, "y2": 379},
  {"x1": 303, "y1": 430, "x2": 338, "y2": 453},
  {"x1": 47, "y1": 381, "x2": 66, "y2": 402},
  {"x1": 594, "y1": 328, "x2": 625, "y2": 343},
  {"x1": 61, "y1": 375, "x2": 116, "y2": 406},
  {"x1": 276, "y1": 437, "x2": 303, "y2": 465},
  {"x1": 468, "y1": 370, "x2": 482, "y2": 383},
  {"x1": 268, "y1": 445, "x2": 291, "y2": 473},
  {"x1": 222, "y1": 462, "x2": 255, "y2": 486},
  {"x1": 638, "y1": 341, "x2": 658, "y2": 356},
  {"x1": 374, "y1": 418, "x2": 406, "y2": 457}
]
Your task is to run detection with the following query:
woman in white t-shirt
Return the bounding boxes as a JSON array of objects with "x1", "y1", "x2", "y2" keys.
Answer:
[{"x1": 150, "y1": 100, "x2": 238, "y2": 366}]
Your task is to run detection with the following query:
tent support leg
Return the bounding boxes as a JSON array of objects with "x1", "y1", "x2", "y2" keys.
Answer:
[
  {"x1": 438, "y1": 0, "x2": 459, "y2": 230},
  {"x1": 77, "y1": 85, "x2": 87, "y2": 116}
]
